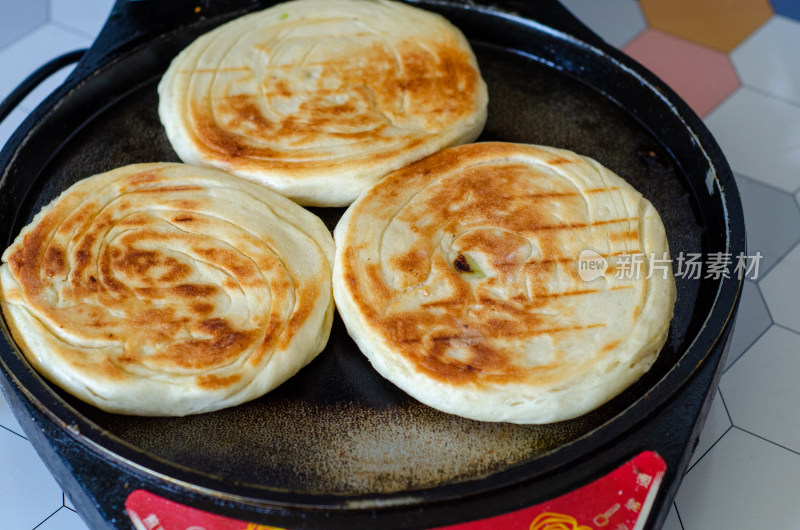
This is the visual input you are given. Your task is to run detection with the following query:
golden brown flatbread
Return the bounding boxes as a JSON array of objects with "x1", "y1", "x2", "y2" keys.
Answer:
[
  {"x1": 0, "y1": 163, "x2": 334, "y2": 416},
  {"x1": 333, "y1": 142, "x2": 676, "y2": 424},
  {"x1": 158, "y1": 0, "x2": 488, "y2": 206}
]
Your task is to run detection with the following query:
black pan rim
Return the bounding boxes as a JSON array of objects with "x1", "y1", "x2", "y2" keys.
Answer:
[{"x1": 0, "y1": 0, "x2": 745, "y2": 515}]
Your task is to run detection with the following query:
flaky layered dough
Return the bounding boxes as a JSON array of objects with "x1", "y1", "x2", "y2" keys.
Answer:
[
  {"x1": 0, "y1": 163, "x2": 334, "y2": 416},
  {"x1": 158, "y1": 0, "x2": 488, "y2": 207},
  {"x1": 333, "y1": 142, "x2": 676, "y2": 424}
]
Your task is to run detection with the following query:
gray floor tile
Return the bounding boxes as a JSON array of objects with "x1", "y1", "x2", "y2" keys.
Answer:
[
  {"x1": 735, "y1": 173, "x2": 800, "y2": 277},
  {"x1": 558, "y1": 0, "x2": 647, "y2": 48},
  {"x1": 0, "y1": 391, "x2": 24, "y2": 437},
  {"x1": 720, "y1": 325, "x2": 800, "y2": 451},
  {"x1": 731, "y1": 15, "x2": 800, "y2": 105},
  {"x1": 0, "y1": 428, "x2": 63, "y2": 529},
  {"x1": 688, "y1": 391, "x2": 731, "y2": 469},
  {"x1": 662, "y1": 503, "x2": 683, "y2": 530},
  {"x1": 725, "y1": 279, "x2": 772, "y2": 371},
  {"x1": 705, "y1": 88, "x2": 800, "y2": 192},
  {"x1": 0, "y1": 0, "x2": 47, "y2": 51},
  {"x1": 759, "y1": 243, "x2": 800, "y2": 333},
  {"x1": 49, "y1": 0, "x2": 115, "y2": 40},
  {"x1": 35, "y1": 506, "x2": 90, "y2": 530},
  {"x1": 676, "y1": 428, "x2": 800, "y2": 529}
]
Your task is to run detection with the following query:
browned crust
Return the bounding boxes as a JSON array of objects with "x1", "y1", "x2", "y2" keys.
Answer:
[
  {"x1": 184, "y1": 36, "x2": 482, "y2": 174},
  {"x1": 2, "y1": 164, "x2": 325, "y2": 393},
  {"x1": 339, "y1": 143, "x2": 649, "y2": 389}
]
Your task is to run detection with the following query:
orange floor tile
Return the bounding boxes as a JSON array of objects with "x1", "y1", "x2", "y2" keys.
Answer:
[{"x1": 640, "y1": 0, "x2": 773, "y2": 52}]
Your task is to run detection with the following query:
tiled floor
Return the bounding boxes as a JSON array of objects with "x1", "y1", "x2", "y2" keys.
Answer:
[{"x1": 1, "y1": 1, "x2": 799, "y2": 529}]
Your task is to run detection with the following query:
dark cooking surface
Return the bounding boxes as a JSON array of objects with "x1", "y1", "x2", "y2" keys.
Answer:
[{"x1": 14, "y1": 34, "x2": 706, "y2": 496}]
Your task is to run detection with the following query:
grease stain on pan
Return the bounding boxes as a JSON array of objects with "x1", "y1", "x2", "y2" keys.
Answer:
[
  {"x1": 267, "y1": 401, "x2": 552, "y2": 493},
  {"x1": 249, "y1": 397, "x2": 608, "y2": 494},
  {"x1": 100, "y1": 397, "x2": 582, "y2": 495}
]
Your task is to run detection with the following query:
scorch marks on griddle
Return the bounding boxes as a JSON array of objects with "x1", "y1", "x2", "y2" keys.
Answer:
[
  {"x1": 293, "y1": 401, "x2": 549, "y2": 493},
  {"x1": 187, "y1": 34, "x2": 480, "y2": 171},
  {"x1": 343, "y1": 143, "x2": 644, "y2": 388},
  {"x1": 4, "y1": 165, "x2": 319, "y2": 391},
  {"x1": 128, "y1": 398, "x2": 577, "y2": 494}
]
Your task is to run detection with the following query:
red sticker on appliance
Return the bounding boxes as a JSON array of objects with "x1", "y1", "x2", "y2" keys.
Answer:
[
  {"x1": 126, "y1": 490, "x2": 285, "y2": 530},
  {"x1": 126, "y1": 451, "x2": 666, "y2": 530},
  {"x1": 435, "y1": 450, "x2": 666, "y2": 530}
]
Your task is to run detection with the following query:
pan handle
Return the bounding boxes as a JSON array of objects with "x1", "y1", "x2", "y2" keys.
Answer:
[{"x1": 0, "y1": 49, "x2": 86, "y2": 126}]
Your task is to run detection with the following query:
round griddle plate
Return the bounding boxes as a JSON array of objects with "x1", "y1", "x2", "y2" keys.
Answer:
[
  {"x1": 0, "y1": 1, "x2": 742, "y2": 528},
  {"x1": 17, "y1": 39, "x2": 700, "y2": 496}
]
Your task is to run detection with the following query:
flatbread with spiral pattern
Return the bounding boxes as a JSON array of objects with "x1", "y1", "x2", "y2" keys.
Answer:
[
  {"x1": 157, "y1": 0, "x2": 488, "y2": 206},
  {"x1": 333, "y1": 142, "x2": 676, "y2": 424},
  {"x1": 0, "y1": 163, "x2": 334, "y2": 416}
]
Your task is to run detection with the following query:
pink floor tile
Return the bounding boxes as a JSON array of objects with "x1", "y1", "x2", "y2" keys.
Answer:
[{"x1": 623, "y1": 29, "x2": 740, "y2": 117}]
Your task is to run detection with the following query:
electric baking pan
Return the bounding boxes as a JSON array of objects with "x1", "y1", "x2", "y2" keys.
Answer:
[{"x1": 0, "y1": 0, "x2": 744, "y2": 528}]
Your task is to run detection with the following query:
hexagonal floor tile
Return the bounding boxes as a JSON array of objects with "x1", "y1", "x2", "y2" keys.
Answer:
[
  {"x1": 622, "y1": 29, "x2": 739, "y2": 117},
  {"x1": 558, "y1": 0, "x2": 647, "y2": 48},
  {"x1": 37, "y1": 506, "x2": 91, "y2": 530},
  {"x1": 759, "y1": 244, "x2": 800, "y2": 332},
  {"x1": 688, "y1": 391, "x2": 732, "y2": 469},
  {"x1": 676, "y1": 428, "x2": 800, "y2": 528},
  {"x1": 704, "y1": 88, "x2": 800, "y2": 193},
  {"x1": 662, "y1": 504, "x2": 682, "y2": 530},
  {"x1": 720, "y1": 325, "x2": 800, "y2": 451},
  {"x1": 735, "y1": 173, "x2": 800, "y2": 277},
  {"x1": 640, "y1": 0, "x2": 773, "y2": 53},
  {"x1": 0, "y1": 428, "x2": 64, "y2": 529},
  {"x1": 49, "y1": 0, "x2": 115, "y2": 40},
  {"x1": 725, "y1": 280, "x2": 772, "y2": 371},
  {"x1": 732, "y1": 15, "x2": 800, "y2": 105},
  {"x1": 769, "y1": 0, "x2": 800, "y2": 22},
  {"x1": 0, "y1": 392, "x2": 24, "y2": 437},
  {"x1": 0, "y1": 0, "x2": 46, "y2": 50}
]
